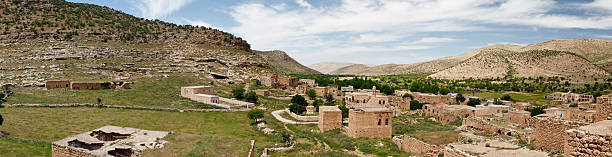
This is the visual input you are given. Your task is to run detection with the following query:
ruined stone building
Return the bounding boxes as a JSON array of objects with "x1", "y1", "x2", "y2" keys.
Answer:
[
  {"x1": 318, "y1": 106, "x2": 342, "y2": 132},
  {"x1": 313, "y1": 85, "x2": 340, "y2": 97},
  {"x1": 52, "y1": 126, "x2": 168, "y2": 157},
  {"x1": 595, "y1": 96, "x2": 612, "y2": 122},
  {"x1": 393, "y1": 90, "x2": 411, "y2": 97},
  {"x1": 549, "y1": 92, "x2": 594, "y2": 104},
  {"x1": 181, "y1": 86, "x2": 253, "y2": 109},
  {"x1": 69, "y1": 82, "x2": 131, "y2": 90},
  {"x1": 462, "y1": 116, "x2": 531, "y2": 142},
  {"x1": 254, "y1": 89, "x2": 270, "y2": 97},
  {"x1": 564, "y1": 120, "x2": 612, "y2": 157},
  {"x1": 389, "y1": 96, "x2": 411, "y2": 110},
  {"x1": 258, "y1": 73, "x2": 299, "y2": 89},
  {"x1": 346, "y1": 108, "x2": 392, "y2": 138},
  {"x1": 344, "y1": 92, "x2": 389, "y2": 109},
  {"x1": 508, "y1": 110, "x2": 532, "y2": 127},
  {"x1": 341, "y1": 86, "x2": 354, "y2": 93},
  {"x1": 298, "y1": 79, "x2": 316, "y2": 87},
  {"x1": 412, "y1": 92, "x2": 457, "y2": 105},
  {"x1": 533, "y1": 115, "x2": 587, "y2": 154},
  {"x1": 45, "y1": 80, "x2": 71, "y2": 89}
]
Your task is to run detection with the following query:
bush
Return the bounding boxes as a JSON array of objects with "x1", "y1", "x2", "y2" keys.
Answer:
[
  {"x1": 402, "y1": 94, "x2": 413, "y2": 99},
  {"x1": 312, "y1": 99, "x2": 323, "y2": 111},
  {"x1": 338, "y1": 105, "x2": 349, "y2": 119},
  {"x1": 409, "y1": 100, "x2": 423, "y2": 110},
  {"x1": 232, "y1": 87, "x2": 245, "y2": 100},
  {"x1": 501, "y1": 94, "x2": 514, "y2": 101},
  {"x1": 325, "y1": 93, "x2": 334, "y2": 103},
  {"x1": 569, "y1": 104, "x2": 578, "y2": 108},
  {"x1": 467, "y1": 98, "x2": 481, "y2": 106},
  {"x1": 306, "y1": 89, "x2": 317, "y2": 100},
  {"x1": 245, "y1": 91, "x2": 258, "y2": 104},
  {"x1": 0, "y1": 113, "x2": 3, "y2": 126},
  {"x1": 247, "y1": 109, "x2": 264, "y2": 121},
  {"x1": 525, "y1": 107, "x2": 545, "y2": 116},
  {"x1": 456, "y1": 93, "x2": 465, "y2": 103},
  {"x1": 96, "y1": 98, "x2": 102, "y2": 104}
]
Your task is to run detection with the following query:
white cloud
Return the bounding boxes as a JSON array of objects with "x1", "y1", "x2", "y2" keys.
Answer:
[
  {"x1": 227, "y1": 0, "x2": 612, "y2": 65},
  {"x1": 295, "y1": 0, "x2": 312, "y2": 8},
  {"x1": 133, "y1": 0, "x2": 194, "y2": 19},
  {"x1": 487, "y1": 42, "x2": 526, "y2": 46},
  {"x1": 582, "y1": 0, "x2": 612, "y2": 12},
  {"x1": 595, "y1": 35, "x2": 612, "y2": 39}
]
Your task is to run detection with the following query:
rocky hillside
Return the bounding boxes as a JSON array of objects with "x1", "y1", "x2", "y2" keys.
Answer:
[
  {"x1": 430, "y1": 49, "x2": 608, "y2": 79},
  {"x1": 315, "y1": 39, "x2": 610, "y2": 80},
  {"x1": 308, "y1": 62, "x2": 356, "y2": 74},
  {"x1": 255, "y1": 50, "x2": 320, "y2": 75},
  {"x1": 0, "y1": 0, "x2": 250, "y2": 51},
  {"x1": 0, "y1": 0, "x2": 285, "y2": 87}
]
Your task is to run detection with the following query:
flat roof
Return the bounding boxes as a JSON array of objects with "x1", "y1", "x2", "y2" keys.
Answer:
[
  {"x1": 194, "y1": 94, "x2": 219, "y2": 98},
  {"x1": 578, "y1": 120, "x2": 612, "y2": 136},
  {"x1": 319, "y1": 106, "x2": 341, "y2": 112}
]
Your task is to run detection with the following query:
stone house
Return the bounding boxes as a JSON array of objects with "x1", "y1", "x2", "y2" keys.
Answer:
[
  {"x1": 412, "y1": 92, "x2": 457, "y2": 105},
  {"x1": 549, "y1": 92, "x2": 594, "y2": 104},
  {"x1": 314, "y1": 85, "x2": 340, "y2": 97},
  {"x1": 534, "y1": 115, "x2": 587, "y2": 154},
  {"x1": 388, "y1": 96, "x2": 410, "y2": 110},
  {"x1": 393, "y1": 90, "x2": 411, "y2": 97},
  {"x1": 508, "y1": 102, "x2": 532, "y2": 111},
  {"x1": 341, "y1": 86, "x2": 354, "y2": 93},
  {"x1": 508, "y1": 110, "x2": 531, "y2": 127},
  {"x1": 564, "y1": 120, "x2": 612, "y2": 157},
  {"x1": 45, "y1": 80, "x2": 71, "y2": 89},
  {"x1": 346, "y1": 108, "x2": 392, "y2": 138},
  {"x1": 52, "y1": 126, "x2": 167, "y2": 157},
  {"x1": 277, "y1": 76, "x2": 299, "y2": 88},
  {"x1": 254, "y1": 89, "x2": 270, "y2": 97},
  {"x1": 422, "y1": 104, "x2": 477, "y2": 124},
  {"x1": 318, "y1": 106, "x2": 342, "y2": 132},
  {"x1": 298, "y1": 79, "x2": 316, "y2": 87},
  {"x1": 181, "y1": 86, "x2": 214, "y2": 99},
  {"x1": 192, "y1": 94, "x2": 220, "y2": 104}
]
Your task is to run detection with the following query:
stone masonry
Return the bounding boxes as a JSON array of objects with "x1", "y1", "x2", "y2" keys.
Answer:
[
  {"x1": 534, "y1": 115, "x2": 587, "y2": 154},
  {"x1": 346, "y1": 108, "x2": 392, "y2": 138},
  {"x1": 318, "y1": 106, "x2": 342, "y2": 132},
  {"x1": 508, "y1": 110, "x2": 531, "y2": 127},
  {"x1": 564, "y1": 120, "x2": 612, "y2": 157},
  {"x1": 45, "y1": 80, "x2": 71, "y2": 89}
]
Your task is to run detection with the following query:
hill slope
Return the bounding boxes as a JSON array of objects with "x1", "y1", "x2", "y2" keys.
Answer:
[
  {"x1": 255, "y1": 50, "x2": 320, "y2": 75},
  {"x1": 0, "y1": 0, "x2": 285, "y2": 87},
  {"x1": 308, "y1": 62, "x2": 356, "y2": 74}
]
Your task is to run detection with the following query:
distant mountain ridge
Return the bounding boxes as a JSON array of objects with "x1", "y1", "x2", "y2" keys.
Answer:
[{"x1": 308, "y1": 38, "x2": 611, "y2": 79}]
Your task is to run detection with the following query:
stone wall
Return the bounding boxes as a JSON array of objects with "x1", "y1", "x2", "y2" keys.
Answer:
[
  {"x1": 285, "y1": 109, "x2": 318, "y2": 121},
  {"x1": 70, "y1": 82, "x2": 112, "y2": 90},
  {"x1": 318, "y1": 106, "x2": 342, "y2": 132},
  {"x1": 462, "y1": 117, "x2": 530, "y2": 142},
  {"x1": 392, "y1": 135, "x2": 436, "y2": 154},
  {"x1": 594, "y1": 101, "x2": 612, "y2": 122},
  {"x1": 45, "y1": 80, "x2": 71, "y2": 89},
  {"x1": 534, "y1": 116, "x2": 586, "y2": 153},
  {"x1": 346, "y1": 108, "x2": 392, "y2": 138},
  {"x1": 508, "y1": 110, "x2": 531, "y2": 127},
  {"x1": 180, "y1": 86, "x2": 214, "y2": 99},
  {"x1": 52, "y1": 144, "x2": 96, "y2": 157},
  {"x1": 254, "y1": 89, "x2": 270, "y2": 96},
  {"x1": 564, "y1": 120, "x2": 612, "y2": 157}
]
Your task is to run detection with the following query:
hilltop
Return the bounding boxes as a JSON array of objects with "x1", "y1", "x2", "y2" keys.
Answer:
[
  {"x1": 308, "y1": 62, "x2": 357, "y2": 74},
  {"x1": 310, "y1": 39, "x2": 611, "y2": 80},
  {"x1": 0, "y1": 0, "x2": 305, "y2": 87},
  {"x1": 255, "y1": 50, "x2": 320, "y2": 75}
]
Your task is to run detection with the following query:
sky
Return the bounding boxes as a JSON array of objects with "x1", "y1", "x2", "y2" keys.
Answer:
[{"x1": 66, "y1": 0, "x2": 612, "y2": 66}]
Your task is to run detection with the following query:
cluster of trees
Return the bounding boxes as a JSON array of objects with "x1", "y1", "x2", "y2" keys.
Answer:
[
  {"x1": 247, "y1": 109, "x2": 264, "y2": 122},
  {"x1": 525, "y1": 107, "x2": 545, "y2": 116},
  {"x1": 232, "y1": 87, "x2": 258, "y2": 104}
]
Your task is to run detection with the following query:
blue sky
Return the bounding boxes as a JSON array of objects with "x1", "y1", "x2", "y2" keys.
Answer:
[{"x1": 67, "y1": 0, "x2": 612, "y2": 66}]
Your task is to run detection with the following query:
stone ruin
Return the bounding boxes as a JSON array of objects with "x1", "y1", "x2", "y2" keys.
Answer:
[
  {"x1": 318, "y1": 106, "x2": 342, "y2": 132},
  {"x1": 44, "y1": 80, "x2": 131, "y2": 90},
  {"x1": 52, "y1": 126, "x2": 168, "y2": 157},
  {"x1": 564, "y1": 120, "x2": 612, "y2": 157},
  {"x1": 346, "y1": 107, "x2": 393, "y2": 138},
  {"x1": 180, "y1": 85, "x2": 254, "y2": 109}
]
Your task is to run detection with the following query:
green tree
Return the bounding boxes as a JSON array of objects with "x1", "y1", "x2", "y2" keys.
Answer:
[
  {"x1": 312, "y1": 99, "x2": 323, "y2": 111},
  {"x1": 306, "y1": 89, "x2": 317, "y2": 100},
  {"x1": 247, "y1": 109, "x2": 264, "y2": 121},
  {"x1": 232, "y1": 87, "x2": 245, "y2": 100},
  {"x1": 325, "y1": 93, "x2": 334, "y2": 103},
  {"x1": 456, "y1": 94, "x2": 466, "y2": 103},
  {"x1": 338, "y1": 104, "x2": 349, "y2": 119},
  {"x1": 96, "y1": 97, "x2": 102, "y2": 104},
  {"x1": 467, "y1": 98, "x2": 481, "y2": 107},
  {"x1": 525, "y1": 107, "x2": 545, "y2": 116},
  {"x1": 409, "y1": 100, "x2": 423, "y2": 110},
  {"x1": 290, "y1": 95, "x2": 308, "y2": 114},
  {"x1": 0, "y1": 113, "x2": 3, "y2": 126},
  {"x1": 245, "y1": 91, "x2": 258, "y2": 104}
]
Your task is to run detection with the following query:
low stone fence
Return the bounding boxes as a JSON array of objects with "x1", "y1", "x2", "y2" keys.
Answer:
[
  {"x1": 219, "y1": 97, "x2": 255, "y2": 109},
  {"x1": 461, "y1": 117, "x2": 531, "y2": 142},
  {"x1": 2, "y1": 104, "x2": 249, "y2": 112},
  {"x1": 284, "y1": 109, "x2": 318, "y2": 121},
  {"x1": 392, "y1": 135, "x2": 437, "y2": 154}
]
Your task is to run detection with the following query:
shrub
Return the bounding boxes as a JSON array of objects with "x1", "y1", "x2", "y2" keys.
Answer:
[
  {"x1": 467, "y1": 98, "x2": 481, "y2": 107},
  {"x1": 501, "y1": 94, "x2": 514, "y2": 101},
  {"x1": 0, "y1": 113, "x2": 3, "y2": 126},
  {"x1": 232, "y1": 87, "x2": 245, "y2": 100},
  {"x1": 245, "y1": 91, "x2": 258, "y2": 104},
  {"x1": 409, "y1": 100, "x2": 423, "y2": 110},
  {"x1": 402, "y1": 94, "x2": 413, "y2": 99},
  {"x1": 525, "y1": 107, "x2": 545, "y2": 116},
  {"x1": 247, "y1": 109, "x2": 264, "y2": 121},
  {"x1": 312, "y1": 99, "x2": 323, "y2": 111},
  {"x1": 569, "y1": 104, "x2": 578, "y2": 108},
  {"x1": 96, "y1": 97, "x2": 102, "y2": 104},
  {"x1": 325, "y1": 93, "x2": 334, "y2": 103},
  {"x1": 306, "y1": 89, "x2": 317, "y2": 100},
  {"x1": 338, "y1": 104, "x2": 349, "y2": 119}
]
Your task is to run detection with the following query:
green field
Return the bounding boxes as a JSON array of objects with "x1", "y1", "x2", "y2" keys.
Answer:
[{"x1": 0, "y1": 107, "x2": 282, "y2": 156}]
